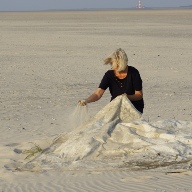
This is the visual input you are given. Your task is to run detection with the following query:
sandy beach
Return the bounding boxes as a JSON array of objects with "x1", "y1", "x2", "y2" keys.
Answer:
[{"x1": 0, "y1": 10, "x2": 192, "y2": 191}]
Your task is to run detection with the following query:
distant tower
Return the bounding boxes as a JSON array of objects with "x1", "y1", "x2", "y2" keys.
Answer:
[{"x1": 136, "y1": 0, "x2": 144, "y2": 8}]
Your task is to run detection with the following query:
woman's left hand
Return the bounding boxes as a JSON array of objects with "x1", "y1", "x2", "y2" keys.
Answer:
[{"x1": 122, "y1": 93, "x2": 127, "y2": 97}]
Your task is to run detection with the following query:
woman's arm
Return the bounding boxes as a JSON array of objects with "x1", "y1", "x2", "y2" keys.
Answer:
[
  {"x1": 85, "y1": 88, "x2": 105, "y2": 103},
  {"x1": 127, "y1": 90, "x2": 143, "y2": 101}
]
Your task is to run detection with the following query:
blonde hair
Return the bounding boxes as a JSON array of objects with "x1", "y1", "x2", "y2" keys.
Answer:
[{"x1": 104, "y1": 48, "x2": 128, "y2": 72}]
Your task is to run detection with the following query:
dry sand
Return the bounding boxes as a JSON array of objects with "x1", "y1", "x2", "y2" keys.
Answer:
[{"x1": 0, "y1": 10, "x2": 192, "y2": 191}]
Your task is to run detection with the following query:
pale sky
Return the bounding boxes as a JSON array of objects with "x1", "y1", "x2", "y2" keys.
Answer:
[{"x1": 0, "y1": 0, "x2": 192, "y2": 11}]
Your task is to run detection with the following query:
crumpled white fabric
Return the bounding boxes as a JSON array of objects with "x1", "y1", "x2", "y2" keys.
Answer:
[{"x1": 20, "y1": 95, "x2": 192, "y2": 172}]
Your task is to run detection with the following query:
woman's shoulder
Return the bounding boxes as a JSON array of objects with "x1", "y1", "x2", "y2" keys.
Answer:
[
  {"x1": 105, "y1": 70, "x2": 114, "y2": 77},
  {"x1": 128, "y1": 66, "x2": 140, "y2": 74}
]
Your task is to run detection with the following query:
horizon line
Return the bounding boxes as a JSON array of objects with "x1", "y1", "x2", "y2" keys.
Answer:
[{"x1": 0, "y1": 6, "x2": 192, "y2": 12}]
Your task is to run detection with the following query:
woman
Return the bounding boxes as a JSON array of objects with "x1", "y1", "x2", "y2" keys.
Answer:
[{"x1": 78, "y1": 48, "x2": 144, "y2": 113}]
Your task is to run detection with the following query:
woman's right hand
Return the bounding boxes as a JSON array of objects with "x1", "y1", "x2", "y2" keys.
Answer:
[{"x1": 78, "y1": 100, "x2": 87, "y2": 106}]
